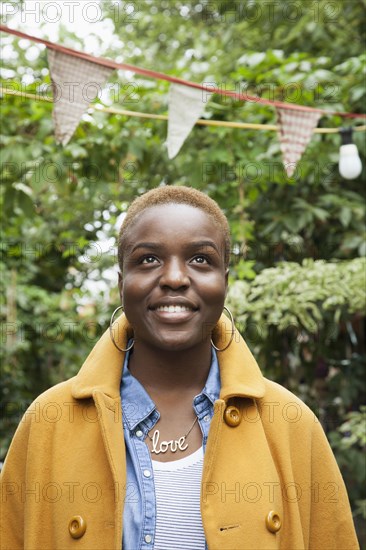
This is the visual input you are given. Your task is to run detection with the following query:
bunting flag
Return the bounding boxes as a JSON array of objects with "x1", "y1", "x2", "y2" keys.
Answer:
[
  {"x1": 2, "y1": 25, "x2": 365, "y2": 156},
  {"x1": 47, "y1": 49, "x2": 113, "y2": 145},
  {"x1": 167, "y1": 84, "x2": 212, "y2": 159},
  {"x1": 277, "y1": 107, "x2": 322, "y2": 176}
]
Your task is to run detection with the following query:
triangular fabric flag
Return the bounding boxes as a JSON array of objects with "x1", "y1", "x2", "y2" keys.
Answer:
[
  {"x1": 167, "y1": 84, "x2": 212, "y2": 159},
  {"x1": 277, "y1": 107, "x2": 321, "y2": 176},
  {"x1": 47, "y1": 49, "x2": 113, "y2": 145}
]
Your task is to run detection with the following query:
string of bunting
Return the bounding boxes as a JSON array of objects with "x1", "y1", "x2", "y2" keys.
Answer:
[
  {"x1": 1, "y1": 25, "x2": 365, "y2": 175},
  {"x1": 3, "y1": 87, "x2": 366, "y2": 134}
]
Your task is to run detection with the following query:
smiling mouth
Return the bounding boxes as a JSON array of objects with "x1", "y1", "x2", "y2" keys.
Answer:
[{"x1": 155, "y1": 305, "x2": 195, "y2": 313}]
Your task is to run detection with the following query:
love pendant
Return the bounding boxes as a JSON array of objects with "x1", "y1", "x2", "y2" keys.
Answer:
[
  {"x1": 150, "y1": 430, "x2": 188, "y2": 454},
  {"x1": 147, "y1": 416, "x2": 198, "y2": 454}
]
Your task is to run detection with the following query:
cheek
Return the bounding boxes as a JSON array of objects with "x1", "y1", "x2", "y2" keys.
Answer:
[
  {"x1": 122, "y1": 271, "x2": 149, "y2": 296},
  {"x1": 205, "y1": 272, "x2": 227, "y2": 292},
  {"x1": 200, "y1": 275, "x2": 227, "y2": 306},
  {"x1": 121, "y1": 276, "x2": 140, "y2": 312},
  {"x1": 121, "y1": 274, "x2": 154, "y2": 322}
]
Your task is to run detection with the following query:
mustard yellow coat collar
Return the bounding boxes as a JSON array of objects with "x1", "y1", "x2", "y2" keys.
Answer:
[{"x1": 71, "y1": 313, "x2": 265, "y2": 400}]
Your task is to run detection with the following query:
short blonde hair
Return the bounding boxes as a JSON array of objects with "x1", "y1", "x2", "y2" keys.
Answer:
[{"x1": 118, "y1": 186, "x2": 231, "y2": 270}]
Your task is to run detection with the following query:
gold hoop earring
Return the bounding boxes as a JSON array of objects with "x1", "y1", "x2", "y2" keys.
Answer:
[
  {"x1": 211, "y1": 305, "x2": 235, "y2": 352},
  {"x1": 109, "y1": 305, "x2": 134, "y2": 352}
]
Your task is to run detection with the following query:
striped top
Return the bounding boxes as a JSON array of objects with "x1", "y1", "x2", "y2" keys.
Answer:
[{"x1": 152, "y1": 447, "x2": 206, "y2": 550}]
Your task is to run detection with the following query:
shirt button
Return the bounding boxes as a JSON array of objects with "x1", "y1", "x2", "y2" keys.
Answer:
[
  {"x1": 203, "y1": 415, "x2": 210, "y2": 422},
  {"x1": 144, "y1": 534, "x2": 152, "y2": 543},
  {"x1": 143, "y1": 469, "x2": 151, "y2": 478},
  {"x1": 136, "y1": 430, "x2": 143, "y2": 437}
]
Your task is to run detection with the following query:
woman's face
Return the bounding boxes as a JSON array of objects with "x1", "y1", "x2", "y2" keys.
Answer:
[{"x1": 120, "y1": 203, "x2": 228, "y2": 352}]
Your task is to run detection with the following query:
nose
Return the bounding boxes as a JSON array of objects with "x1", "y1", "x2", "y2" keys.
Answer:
[{"x1": 159, "y1": 257, "x2": 190, "y2": 290}]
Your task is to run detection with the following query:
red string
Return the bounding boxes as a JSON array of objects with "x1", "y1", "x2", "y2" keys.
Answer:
[{"x1": 1, "y1": 25, "x2": 365, "y2": 120}]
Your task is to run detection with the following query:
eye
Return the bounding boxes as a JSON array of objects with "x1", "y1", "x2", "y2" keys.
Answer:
[
  {"x1": 141, "y1": 255, "x2": 159, "y2": 264},
  {"x1": 191, "y1": 255, "x2": 209, "y2": 264}
]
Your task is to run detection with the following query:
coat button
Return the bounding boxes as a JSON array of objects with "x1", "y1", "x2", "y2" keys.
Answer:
[
  {"x1": 265, "y1": 510, "x2": 281, "y2": 533},
  {"x1": 224, "y1": 406, "x2": 241, "y2": 427},
  {"x1": 69, "y1": 516, "x2": 87, "y2": 539}
]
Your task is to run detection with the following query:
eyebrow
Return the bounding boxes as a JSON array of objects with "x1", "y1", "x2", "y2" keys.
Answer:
[
  {"x1": 128, "y1": 240, "x2": 221, "y2": 254},
  {"x1": 129, "y1": 242, "x2": 162, "y2": 254}
]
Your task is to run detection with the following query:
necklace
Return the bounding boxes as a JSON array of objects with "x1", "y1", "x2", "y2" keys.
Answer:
[{"x1": 147, "y1": 416, "x2": 198, "y2": 455}]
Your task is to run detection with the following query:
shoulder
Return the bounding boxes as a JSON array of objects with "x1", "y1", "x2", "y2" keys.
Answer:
[
  {"x1": 260, "y1": 377, "x2": 317, "y2": 421},
  {"x1": 255, "y1": 378, "x2": 344, "y2": 479},
  {"x1": 25, "y1": 377, "x2": 76, "y2": 409},
  {"x1": 255, "y1": 378, "x2": 343, "y2": 482},
  {"x1": 15, "y1": 377, "x2": 83, "y2": 433},
  {"x1": 257, "y1": 378, "x2": 323, "y2": 447},
  {"x1": 1, "y1": 378, "x2": 77, "y2": 469}
]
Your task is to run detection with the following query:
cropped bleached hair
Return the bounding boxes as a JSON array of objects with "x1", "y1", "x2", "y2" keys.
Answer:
[{"x1": 118, "y1": 185, "x2": 231, "y2": 270}]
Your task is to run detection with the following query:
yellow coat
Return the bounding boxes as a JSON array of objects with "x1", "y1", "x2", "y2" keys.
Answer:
[{"x1": 1, "y1": 315, "x2": 359, "y2": 549}]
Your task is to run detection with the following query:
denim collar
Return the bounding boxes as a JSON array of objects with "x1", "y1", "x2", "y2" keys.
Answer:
[{"x1": 120, "y1": 347, "x2": 221, "y2": 432}]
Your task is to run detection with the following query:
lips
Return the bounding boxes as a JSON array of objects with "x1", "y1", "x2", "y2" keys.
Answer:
[
  {"x1": 156, "y1": 305, "x2": 193, "y2": 313},
  {"x1": 149, "y1": 299, "x2": 198, "y2": 312},
  {"x1": 148, "y1": 300, "x2": 198, "y2": 323}
]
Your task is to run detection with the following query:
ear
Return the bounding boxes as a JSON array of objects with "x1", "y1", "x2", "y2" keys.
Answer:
[{"x1": 118, "y1": 272, "x2": 123, "y2": 303}]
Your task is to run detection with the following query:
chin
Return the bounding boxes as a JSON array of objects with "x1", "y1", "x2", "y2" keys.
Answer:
[{"x1": 151, "y1": 333, "x2": 205, "y2": 352}]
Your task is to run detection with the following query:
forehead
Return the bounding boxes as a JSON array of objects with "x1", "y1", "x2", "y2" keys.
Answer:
[{"x1": 125, "y1": 203, "x2": 224, "y2": 246}]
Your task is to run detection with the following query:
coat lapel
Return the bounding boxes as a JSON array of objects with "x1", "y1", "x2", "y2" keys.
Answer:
[{"x1": 71, "y1": 314, "x2": 133, "y2": 399}]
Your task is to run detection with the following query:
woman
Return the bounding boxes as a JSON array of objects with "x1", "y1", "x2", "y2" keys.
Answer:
[{"x1": 1, "y1": 186, "x2": 359, "y2": 549}]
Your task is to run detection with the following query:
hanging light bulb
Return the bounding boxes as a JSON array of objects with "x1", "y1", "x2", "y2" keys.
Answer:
[{"x1": 338, "y1": 127, "x2": 362, "y2": 180}]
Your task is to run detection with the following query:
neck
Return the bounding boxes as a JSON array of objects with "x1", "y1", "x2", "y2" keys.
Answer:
[{"x1": 128, "y1": 340, "x2": 212, "y2": 395}]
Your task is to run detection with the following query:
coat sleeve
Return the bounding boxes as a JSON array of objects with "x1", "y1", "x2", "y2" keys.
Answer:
[
  {"x1": 0, "y1": 407, "x2": 32, "y2": 549},
  {"x1": 308, "y1": 419, "x2": 359, "y2": 549}
]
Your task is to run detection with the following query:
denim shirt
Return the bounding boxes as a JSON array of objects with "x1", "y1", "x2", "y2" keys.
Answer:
[{"x1": 120, "y1": 348, "x2": 221, "y2": 550}]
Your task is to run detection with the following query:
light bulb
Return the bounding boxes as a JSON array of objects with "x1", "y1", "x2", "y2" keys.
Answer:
[{"x1": 338, "y1": 128, "x2": 362, "y2": 180}]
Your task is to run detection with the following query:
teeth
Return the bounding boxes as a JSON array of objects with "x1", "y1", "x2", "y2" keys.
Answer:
[{"x1": 156, "y1": 305, "x2": 192, "y2": 312}]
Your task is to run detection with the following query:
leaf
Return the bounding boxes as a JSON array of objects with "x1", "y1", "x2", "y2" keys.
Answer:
[
  {"x1": 13, "y1": 182, "x2": 33, "y2": 197},
  {"x1": 340, "y1": 207, "x2": 352, "y2": 228}
]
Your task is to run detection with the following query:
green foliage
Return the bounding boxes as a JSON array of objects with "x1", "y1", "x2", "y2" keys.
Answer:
[
  {"x1": 227, "y1": 259, "x2": 365, "y2": 421},
  {"x1": 329, "y1": 407, "x2": 366, "y2": 521},
  {"x1": 334, "y1": 406, "x2": 366, "y2": 450},
  {"x1": 227, "y1": 258, "x2": 366, "y2": 336}
]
